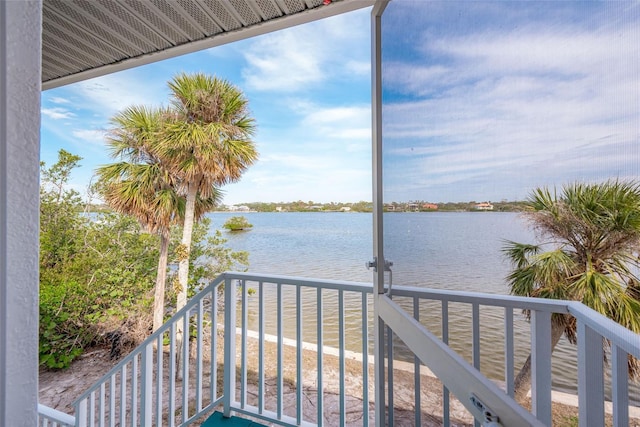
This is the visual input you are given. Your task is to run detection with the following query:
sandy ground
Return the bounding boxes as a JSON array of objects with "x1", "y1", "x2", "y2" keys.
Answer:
[{"x1": 40, "y1": 331, "x2": 639, "y2": 427}]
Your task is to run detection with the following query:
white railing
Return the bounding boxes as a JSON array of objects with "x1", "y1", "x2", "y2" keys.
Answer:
[
  {"x1": 71, "y1": 272, "x2": 373, "y2": 427},
  {"x1": 377, "y1": 286, "x2": 640, "y2": 427},
  {"x1": 569, "y1": 303, "x2": 640, "y2": 427},
  {"x1": 73, "y1": 274, "x2": 227, "y2": 427},
  {"x1": 38, "y1": 403, "x2": 76, "y2": 427},
  {"x1": 66, "y1": 272, "x2": 640, "y2": 427},
  {"x1": 222, "y1": 273, "x2": 373, "y2": 426}
]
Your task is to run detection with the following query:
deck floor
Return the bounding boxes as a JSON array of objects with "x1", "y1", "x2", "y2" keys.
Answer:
[{"x1": 201, "y1": 411, "x2": 268, "y2": 426}]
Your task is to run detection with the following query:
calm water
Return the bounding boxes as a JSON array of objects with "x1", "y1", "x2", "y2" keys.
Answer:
[{"x1": 206, "y1": 211, "x2": 638, "y2": 401}]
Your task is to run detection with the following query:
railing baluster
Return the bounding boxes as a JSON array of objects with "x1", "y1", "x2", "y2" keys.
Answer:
[
  {"x1": 196, "y1": 299, "x2": 204, "y2": 412},
  {"x1": 339, "y1": 289, "x2": 346, "y2": 426},
  {"x1": 277, "y1": 282, "x2": 283, "y2": 419},
  {"x1": 181, "y1": 313, "x2": 189, "y2": 423},
  {"x1": 132, "y1": 355, "x2": 138, "y2": 427},
  {"x1": 611, "y1": 344, "x2": 629, "y2": 427},
  {"x1": 89, "y1": 391, "x2": 95, "y2": 427},
  {"x1": 211, "y1": 289, "x2": 218, "y2": 403},
  {"x1": 78, "y1": 399, "x2": 87, "y2": 427},
  {"x1": 140, "y1": 343, "x2": 152, "y2": 427},
  {"x1": 505, "y1": 307, "x2": 515, "y2": 398},
  {"x1": 472, "y1": 303, "x2": 480, "y2": 427},
  {"x1": 296, "y1": 285, "x2": 303, "y2": 425},
  {"x1": 577, "y1": 319, "x2": 604, "y2": 427},
  {"x1": 317, "y1": 287, "x2": 324, "y2": 427},
  {"x1": 413, "y1": 297, "x2": 421, "y2": 427},
  {"x1": 387, "y1": 323, "x2": 394, "y2": 427},
  {"x1": 169, "y1": 322, "x2": 176, "y2": 427},
  {"x1": 362, "y1": 292, "x2": 370, "y2": 427},
  {"x1": 223, "y1": 277, "x2": 236, "y2": 417},
  {"x1": 99, "y1": 383, "x2": 105, "y2": 427},
  {"x1": 119, "y1": 365, "x2": 126, "y2": 427},
  {"x1": 109, "y1": 375, "x2": 115, "y2": 427},
  {"x1": 241, "y1": 280, "x2": 248, "y2": 409},
  {"x1": 442, "y1": 300, "x2": 449, "y2": 427},
  {"x1": 258, "y1": 282, "x2": 265, "y2": 414},
  {"x1": 531, "y1": 310, "x2": 552, "y2": 426},
  {"x1": 156, "y1": 335, "x2": 163, "y2": 426}
]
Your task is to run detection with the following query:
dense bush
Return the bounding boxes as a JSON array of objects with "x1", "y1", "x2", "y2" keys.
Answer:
[{"x1": 39, "y1": 150, "x2": 248, "y2": 369}]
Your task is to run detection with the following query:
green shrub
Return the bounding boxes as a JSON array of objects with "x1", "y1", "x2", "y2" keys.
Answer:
[{"x1": 223, "y1": 216, "x2": 253, "y2": 231}]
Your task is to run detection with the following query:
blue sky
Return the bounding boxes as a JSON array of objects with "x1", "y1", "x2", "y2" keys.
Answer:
[
  {"x1": 41, "y1": 2, "x2": 640, "y2": 205},
  {"x1": 381, "y1": 1, "x2": 640, "y2": 203},
  {"x1": 41, "y1": 7, "x2": 372, "y2": 205}
]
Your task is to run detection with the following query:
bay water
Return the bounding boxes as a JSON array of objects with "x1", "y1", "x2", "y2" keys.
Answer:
[{"x1": 206, "y1": 211, "x2": 638, "y2": 402}]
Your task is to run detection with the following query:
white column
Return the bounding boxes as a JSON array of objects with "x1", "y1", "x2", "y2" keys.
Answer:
[
  {"x1": 371, "y1": 2, "x2": 390, "y2": 426},
  {"x1": 0, "y1": 1, "x2": 42, "y2": 426}
]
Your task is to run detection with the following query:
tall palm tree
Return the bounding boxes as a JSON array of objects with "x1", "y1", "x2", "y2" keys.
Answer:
[
  {"x1": 97, "y1": 106, "x2": 178, "y2": 333},
  {"x1": 503, "y1": 180, "x2": 640, "y2": 400},
  {"x1": 157, "y1": 73, "x2": 258, "y2": 318},
  {"x1": 97, "y1": 106, "x2": 220, "y2": 333}
]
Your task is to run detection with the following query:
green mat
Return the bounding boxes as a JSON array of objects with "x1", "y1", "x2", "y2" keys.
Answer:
[{"x1": 201, "y1": 411, "x2": 268, "y2": 426}]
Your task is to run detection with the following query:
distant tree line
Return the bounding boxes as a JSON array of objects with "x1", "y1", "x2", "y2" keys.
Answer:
[
  {"x1": 227, "y1": 200, "x2": 374, "y2": 212},
  {"x1": 217, "y1": 200, "x2": 528, "y2": 213}
]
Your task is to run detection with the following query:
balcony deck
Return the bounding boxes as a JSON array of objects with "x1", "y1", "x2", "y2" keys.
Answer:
[{"x1": 38, "y1": 272, "x2": 640, "y2": 427}]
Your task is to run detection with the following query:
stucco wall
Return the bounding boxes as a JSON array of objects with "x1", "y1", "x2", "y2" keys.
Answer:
[{"x1": 0, "y1": 1, "x2": 42, "y2": 425}]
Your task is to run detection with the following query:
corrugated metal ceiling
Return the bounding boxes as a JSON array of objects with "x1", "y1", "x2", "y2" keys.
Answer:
[{"x1": 42, "y1": 0, "x2": 373, "y2": 90}]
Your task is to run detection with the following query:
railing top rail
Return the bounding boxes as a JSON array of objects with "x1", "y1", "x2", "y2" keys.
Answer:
[
  {"x1": 568, "y1": 302, "x2": 640, "y2": 358},
  {"x1": 223, "y1": 271, "x2": 374, "y2": 293},
  {"x1": 38, "y1": 403, "x2": 76, "y2": 426},
  {"x1": 72, "y1": 274, "x2": 226, "y2": 406},
  {"x1": 389, "y1": 284, "x2": 571, "y2": 313}
]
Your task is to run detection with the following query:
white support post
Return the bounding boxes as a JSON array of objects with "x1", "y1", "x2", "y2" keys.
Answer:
[
  {"x1": 0, "y1": 2, "x2": 41, "y2": 426},
  {"x1": 371, "y1": 2, "x2": 390, "y2": 426},
  {"x1": 577, "y1": 320, "x2": 604, "y2": 427},
  {"x1": 531, "y1": 311, "x2": 552, "y2": 426}
]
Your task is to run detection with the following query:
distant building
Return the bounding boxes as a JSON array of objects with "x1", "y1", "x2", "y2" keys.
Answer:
[
  {"x1": 229, "y1": 205, "x2": 250, "y2": 212},
  {"x1": 422, "y1": 203, "x2": 438, "y2": 210},
  {"x1": 340, "y1": 207, "x2": 351, "y2": 212},
  {"x1": 474, "y1": 202, "x2": 494, "y2": 211}
]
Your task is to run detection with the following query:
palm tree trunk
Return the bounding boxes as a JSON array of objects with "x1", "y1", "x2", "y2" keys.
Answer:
[
  {"x1": 513, "y1": 322, "x2": 565, "y2": 402},
  {"x1": 152, "y1": 231, "x2": 170, "y2": 333},
  {"x1": 176, "y1": 181, "x2": 198, "y2": 377}
]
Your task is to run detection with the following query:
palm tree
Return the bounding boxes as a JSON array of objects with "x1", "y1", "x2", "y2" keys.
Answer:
[
  {"x1": 157, "y1": 72, "x2": 258, "y2": 317},
  {"x1": 97, "y1": 106, "x2": 179, "y2": 333},
  {"x1": 97, "y1": 106, "x2": 220, "y2": 333},
  {"x1": 503, "y1": 180, "x2": 640, "y2": 400}
]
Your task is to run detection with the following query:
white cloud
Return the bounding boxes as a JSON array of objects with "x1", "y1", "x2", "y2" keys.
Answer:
[
  {"x1": 73, "y1": 72, "x2": 168, "y2": 116},
  {"x1": 298, "y1": 103, "x2": 371, "y2": 141},
  {"x1": 223, "y1": 158, "x2": 370, "y2": 204},
  {"x1": 72, "y1": 129, "x2": 106, "y2": 145},
  {"x1": 345, "y1": 60, "x2": 370, "y2": 76},
  {"x1": 41, "y1": 107, "x2": 75, "y2": 120},
  {"x1": 48, "y1": 96, "x2": 71, "y2": 104},
  {"x1": 242, "y1": 32, "x2": 325, "y2": 91},
  {"x1": 241, "y1": 8, "x2": 370, "y2": 92}
]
